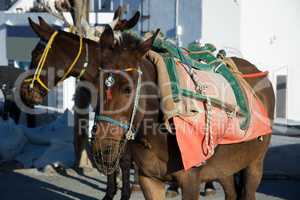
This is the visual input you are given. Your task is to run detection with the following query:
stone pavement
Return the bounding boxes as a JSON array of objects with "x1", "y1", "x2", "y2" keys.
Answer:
[{"x1": 0, "y1": 135, "x2": 299, "y2": 200}]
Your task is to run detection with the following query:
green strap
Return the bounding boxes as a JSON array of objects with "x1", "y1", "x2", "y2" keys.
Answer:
[
  {"x1": 212, "y1": 62, "x2": 250, "y2": 129},
  {"x1": 153, "y1": 37, "x2": 213, "y2": 71},
  {"x1": 164, "y1": 57, "x2": 181, "y2": 102},
  {"x1": 187, "y1": 42, "x2": 217, "y2": 53},
  {"x1": 189, "y1": 52, "x2": 216, "y2": 63},
  {"x1": 187, "y1": 42, "x2": 217, "y2": 63}
]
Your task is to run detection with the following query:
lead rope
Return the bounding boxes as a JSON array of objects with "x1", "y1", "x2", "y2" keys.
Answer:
[
  {"x1": 77, "y1": 43, "x2": 89, "y2": 80},
  {"x1": 59, "y1": 36, "x2": 83, "y2": 82},
  {"x1": 126, "y1": 67, "x2": 143, "y2": 140}
]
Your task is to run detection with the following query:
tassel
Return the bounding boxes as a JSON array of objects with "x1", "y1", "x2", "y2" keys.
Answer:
[{"x1": 106, "y1": 89, "x2": 113, "y2": 101}]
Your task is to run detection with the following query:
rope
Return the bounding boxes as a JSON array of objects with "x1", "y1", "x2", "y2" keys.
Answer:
[
  {"x1": 28, "y1": 31, "x2": 59, "y2": 91},
  {"x1": 26, "y1": 31, "x2": 84, "y2": 92},
  {"x1": 126, "y1": 67, "x2": 143, "y2": 140},
  {"x1": 204, "y1": 97, "x2": 214, "y2": 156},
  {"x1": 77, "y1": 43, "x2": 89, "y2": 80},
  {"x1": 59, "y1": 36, "x2": 83, "y2": 82}
]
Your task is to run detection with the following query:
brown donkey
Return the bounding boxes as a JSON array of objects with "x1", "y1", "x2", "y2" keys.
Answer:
[
  {"x1": 92, "y1": 27, "x2": 275, "y2": 200},
  {"x1": 19, "y1": 16, "x2": 139, "y2": 200}
]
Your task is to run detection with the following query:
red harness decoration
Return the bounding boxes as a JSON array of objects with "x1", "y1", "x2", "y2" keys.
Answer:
[
  {"x1": 240, "y1": 71, "x2": 269, "y2": 78},
  {"x1": 106, "y1": 89, "x2": 113, "y2": 101}
]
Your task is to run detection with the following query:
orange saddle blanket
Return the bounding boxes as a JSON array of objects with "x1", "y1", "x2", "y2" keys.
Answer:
[{"x1": 173, "y1": 74, "x2": 272, "y2": 170}]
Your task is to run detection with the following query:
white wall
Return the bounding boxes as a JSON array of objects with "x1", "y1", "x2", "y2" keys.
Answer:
[
  {"x1": 240, "y1": 0, "x2": 300, "y2": 122},
  {"x1": 0, "y1": 27, "x2": 8, "y2": 66},
  {"x1": 8, "y1": 0, "x2": 35, "y2": 13},
  {"x1": 201, "y1": 0, "x2": 241, "y2": 55},
  {"x1": 63, "y1": 77, "x2": 76, "y2": 111},
  {"x1": 0, "y1": 12, "x2": 8, "y2": 66}
]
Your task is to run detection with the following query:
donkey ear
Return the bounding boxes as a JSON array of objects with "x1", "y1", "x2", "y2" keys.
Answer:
[
  {"x1": 28, "y1": 17, "x2": 53, "y2": 41},
  {"x1": 38, "y1": 16, "x2": 55, "y2": 33},
  {"x1": 99, "y1": 25, "x2": 115, "y2": 48},
  {"x1": 113, "y1": 6, "x2": 123, "y2": 20},
  {"x1": 114, "y1": 11, "x2": 140, "y2": 31},
  {"x1": 124, "y1": 11, "x2": 140, "y2": 30},
  {"x1": 136, "y1": 29, "x2": 160, "y2": 57}
]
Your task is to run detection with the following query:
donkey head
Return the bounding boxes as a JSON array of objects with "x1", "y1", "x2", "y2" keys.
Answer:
[
  {"x1": 21, "y1": 17, "x2": 97, "y2": 106},
  {"x1": 91, "y1": 26, "x2": 159, "y2": 174}
]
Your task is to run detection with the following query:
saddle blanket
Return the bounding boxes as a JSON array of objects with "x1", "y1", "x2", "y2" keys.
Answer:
[
  {"x1": 173, "y1": 78, "x2": 272, "y2": 170},
  {"x1": 146, "y1": 50, "x2": 272, "y2": 170}
]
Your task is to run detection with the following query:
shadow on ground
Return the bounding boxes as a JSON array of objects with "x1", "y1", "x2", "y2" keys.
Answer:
[
  {"x1": 259, "y1": 142, "x2": 300, "y2": 200},
  {"x1": 0, "y1": 171, "x2": 98, "y2": 200}
]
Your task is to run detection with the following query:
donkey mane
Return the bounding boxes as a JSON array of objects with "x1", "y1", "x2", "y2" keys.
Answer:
[
  {"x1": 117, "y1": 32, "x2": 142, "y2": 50},
  {"x1": 58, "y1": 29, "x2": 99, "y2": 46}
]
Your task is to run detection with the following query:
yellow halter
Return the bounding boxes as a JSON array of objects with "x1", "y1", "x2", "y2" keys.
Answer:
[{"x1": 25, "y1": 31, "x2": 84, "y2": 91}]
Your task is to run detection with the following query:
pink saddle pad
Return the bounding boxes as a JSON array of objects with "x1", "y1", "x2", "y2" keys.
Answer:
[{"x1": 173, "y1": 81, "x2": 272, "y2": 170}]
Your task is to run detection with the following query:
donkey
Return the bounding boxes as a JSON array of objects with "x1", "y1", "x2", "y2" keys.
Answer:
[
  {"x1": 19, "y1": 16, "x2": 139, "y2": 200},
  {"x1": 20, "y1": 16, "x2": 214, "y2": 199},
  {"x1": 0, "y1": 66, "x2": 36, "y2": 126},
  {"x1": 91, "y1": 26, "x2": 275, "y2": 200}
]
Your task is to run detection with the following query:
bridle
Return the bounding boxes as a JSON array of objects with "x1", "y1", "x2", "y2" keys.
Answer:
[
  {"x1": 90, "y1": 66, "x2": 142, "y2": 175},
  {"x1": 24, "y1": 31, "x2": 89, "y2": 92},
  {"x1": 94, "y1": 67, "x2": 143, "y2": 141}
]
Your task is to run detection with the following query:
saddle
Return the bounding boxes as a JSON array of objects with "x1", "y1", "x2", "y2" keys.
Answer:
[{"x1": 149, "y1": 37, "x2": 250, "y2": 130}]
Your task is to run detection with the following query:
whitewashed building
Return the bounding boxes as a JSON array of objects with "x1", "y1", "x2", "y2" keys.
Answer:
[
  {"x1": 202, "y1": 0, "x2": 300, "y2": 125},
  {"x1": 1, "y1": 0, "x2": 299, "y2": 125},
  {"x1": 0, "y1": 1, "x2": 114, "y2": 112}
]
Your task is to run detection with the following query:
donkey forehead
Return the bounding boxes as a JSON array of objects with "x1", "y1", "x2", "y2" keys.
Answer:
[{"x1": 102, "y1": 70, "x2": 139, "y2": 82}]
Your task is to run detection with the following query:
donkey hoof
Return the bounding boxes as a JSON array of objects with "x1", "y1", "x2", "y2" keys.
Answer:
[
  {"x1": 166, "y1": 190, "x2": 179, "y2": 198},
  {"x1": 131, "y1": 184, "x2": 141, "y2": 192},
  {"x1": 204, "y1": 188, "x2": 216, "y2": 196}
]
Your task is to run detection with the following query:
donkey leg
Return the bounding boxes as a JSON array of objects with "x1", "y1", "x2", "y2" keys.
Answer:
[
  {"x1": 181, "y1": 184, "x2": 200, "y2": 200},
  {"x1": 204, "y1": 181, "x2": 216, "y2": 196},
  {"x1": 74, "y1": 87, "x2": 92, "y2": 170},
  {"x1": 139, "y1": 175, "x2": 165, "y2": 200},
  {"x1": 177, "y1": 174, "x2": 200, "y2": 200},
  {"x1": 120, "y1": 152, "x2": 132, "y2": 200},
  {"x1": 166, "y1": 182, "x2": 179, "y2": 198},
  {"x1": 218, "y1": 175, "x2": 237, "y2": 200},
  {"x1": 240, "y1": 158, "x2": 264, "y2": 200},
  {"x1": 103, "y1": 172, "x2": 117, "y2": 200}
]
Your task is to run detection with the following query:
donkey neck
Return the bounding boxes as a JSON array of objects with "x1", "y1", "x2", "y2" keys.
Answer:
[{"x1": 130, "y1": 59, "x2": 173, "y2": 170}]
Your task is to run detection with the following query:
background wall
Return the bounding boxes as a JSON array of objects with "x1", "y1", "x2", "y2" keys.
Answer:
[
  {"x1": 122, "y1": 0, "x2": 202, "y2": 46},
  {"x1": 240, "y1": 0, "x2": 300, "y2": 123},
  {"x1": 201, "y1": 0, "x2": 241, "y2": 55}
]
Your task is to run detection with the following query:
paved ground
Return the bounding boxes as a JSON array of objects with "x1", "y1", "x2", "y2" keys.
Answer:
[{"x1": 1, "y1": 135, "x2": 300, "y2": 200}]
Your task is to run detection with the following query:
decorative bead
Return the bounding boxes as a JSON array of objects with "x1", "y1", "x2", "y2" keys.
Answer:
[{"x1": 105, "y1": 74, "x2": 115, "y2": 88}]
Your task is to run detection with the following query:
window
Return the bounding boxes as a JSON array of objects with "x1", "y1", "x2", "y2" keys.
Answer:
[{"x1": 276, "y1": 75, "x2": 287, "y2": 118}]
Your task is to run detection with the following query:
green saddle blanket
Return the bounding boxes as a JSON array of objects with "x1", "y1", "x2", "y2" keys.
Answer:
[{"x1": 152, "y1": 38, "x2": 250, "y2": 130}]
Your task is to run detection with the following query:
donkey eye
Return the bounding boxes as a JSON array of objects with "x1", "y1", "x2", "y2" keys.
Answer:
[{"x1": 122, "y1": 85, "x2": 132, "y2": 94}]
